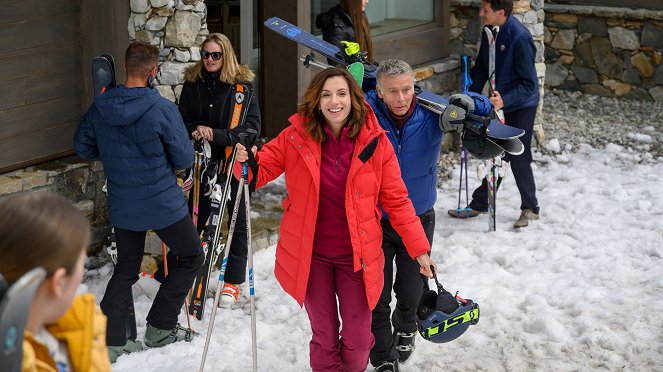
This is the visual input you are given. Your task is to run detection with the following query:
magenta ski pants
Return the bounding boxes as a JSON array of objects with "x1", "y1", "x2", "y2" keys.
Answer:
[{"x1": 304, "y1": 251, "x2": 374, "y2": 372}]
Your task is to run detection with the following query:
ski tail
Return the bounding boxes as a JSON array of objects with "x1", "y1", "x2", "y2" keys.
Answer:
[
  {"x1": 91, "y1": 54, "x2": 116, "y2": 96},
  {"x1": 0, "y1": 268, "x2": 47, "y2": 371}
]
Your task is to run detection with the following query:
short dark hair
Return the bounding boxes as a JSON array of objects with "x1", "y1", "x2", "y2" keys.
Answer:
[
  {"x1": 485, "y1": 0, "x2": 513, "y2": 16},
  {"x1": 125, "y1": 41, "x2": 158, "y2": 76}
]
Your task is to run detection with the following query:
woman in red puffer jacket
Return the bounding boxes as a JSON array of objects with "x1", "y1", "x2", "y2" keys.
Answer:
[{"x1": 236, "y1": 67, "x2": 435, "y2": 372}]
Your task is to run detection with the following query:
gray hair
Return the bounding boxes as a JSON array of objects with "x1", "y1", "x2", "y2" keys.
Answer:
[{"x1": 376, "y1": 59, "x2": 414, "y2": 90}]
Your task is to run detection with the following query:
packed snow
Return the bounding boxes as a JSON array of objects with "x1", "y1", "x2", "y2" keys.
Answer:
[{"x1": 82, "y1": 142, "x2": 663, "y2": 371}]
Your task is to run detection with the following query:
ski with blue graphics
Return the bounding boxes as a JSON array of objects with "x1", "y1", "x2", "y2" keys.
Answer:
[
  {"x1": 263, "y1": 17, "x2": 525, "y2": 141},
  {"x1": 415, "y1": 89, "x2": 524, "y2": 140}
]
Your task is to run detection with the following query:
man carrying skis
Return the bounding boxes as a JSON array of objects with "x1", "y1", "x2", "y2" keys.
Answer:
[
  {"x1": 448, "y1": 0, "x2": 540, "y2": 228},
  {"x1": 365, "y1": 59, "x2": 478, "y2": 372},
  {"x1": 74, "y1": 41, "x2": 203, "y2": 361}
]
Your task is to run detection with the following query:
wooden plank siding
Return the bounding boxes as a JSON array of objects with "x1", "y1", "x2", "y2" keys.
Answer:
[{"x1": 0, "y1": 0, "x2": 130, "y2": 173}]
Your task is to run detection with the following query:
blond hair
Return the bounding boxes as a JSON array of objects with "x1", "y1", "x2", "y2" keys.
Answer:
[{"x1": 184, "y1": 33, "x2": 255, "y2": 84}]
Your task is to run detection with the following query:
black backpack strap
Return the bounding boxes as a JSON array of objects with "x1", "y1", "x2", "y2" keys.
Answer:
[{"x1": 358, "y1": 137, "x2": 379, "y2": 163}]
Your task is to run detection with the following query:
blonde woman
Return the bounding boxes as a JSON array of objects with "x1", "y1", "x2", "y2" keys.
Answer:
[{"x1": 177, "y1": 33, "x2": 261, "y2": 307}]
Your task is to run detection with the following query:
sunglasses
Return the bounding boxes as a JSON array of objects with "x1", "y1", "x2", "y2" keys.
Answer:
[{"x1": 201, "y1": 51, "x2": 223, "y2": 60}]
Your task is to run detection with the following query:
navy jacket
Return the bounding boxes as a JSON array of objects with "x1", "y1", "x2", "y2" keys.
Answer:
[
  {"x1": 74, "y1": 85, "x2": 194, "y2": 231},
  {"x1": 471, "y1": 15, "x2": 539, "y2": 113},
  {"x1": 365, "y1": 90, "x2": 443, "y2": 216}
]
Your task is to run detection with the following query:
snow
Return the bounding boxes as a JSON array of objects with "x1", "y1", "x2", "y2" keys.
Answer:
[
  {"x1": 82, "y1": 142, "x2": 663, "y2": 372},
  {"x1": 545, "y1": 138, "x2": 561, "y2": 153}
]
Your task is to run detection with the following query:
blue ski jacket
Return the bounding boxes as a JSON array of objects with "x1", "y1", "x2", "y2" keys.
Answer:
[
  {"x1": 365, "y1": 90, "x2": 443, "y2": 216},
  {"x1": 470, "y1": 15, "x2": 539, "y2": 113},
  {"x1": 74, "y1": 85, "x2": 194, "y2": 231}
]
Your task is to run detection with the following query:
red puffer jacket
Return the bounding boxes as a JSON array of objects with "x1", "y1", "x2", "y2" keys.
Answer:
[{"x1": 254, "y1": 104, "x2": 430, "y2": 310}]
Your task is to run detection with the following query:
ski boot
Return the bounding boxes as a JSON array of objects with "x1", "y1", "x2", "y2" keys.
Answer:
[
  {"x1": 218, "y1": 283, "x2": 241, "y2": 308},
  {"x1": 108, "y1": 339, "x2": 143, "y2": 363},
  {"x1": 144, "y1": 323, "x2": 193, "y2": 348},
  {"x1": 394, "y1": 330, "x2": 417, "y2": 363}
]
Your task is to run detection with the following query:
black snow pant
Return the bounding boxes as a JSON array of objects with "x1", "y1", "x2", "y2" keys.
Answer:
[
  {"x1": 469, "y1": 106, "x2": 539, "y2": 214},
  {"x1": 101, "y1": 216, "x2": 203, "y2": 346},
  {"x1": 370, "y1": 208, "x2": 435, "y2": 366}
]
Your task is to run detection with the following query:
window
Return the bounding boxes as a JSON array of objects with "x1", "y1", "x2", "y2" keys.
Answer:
[
  {"x1": 366, "y1": 0, "x2": 435, "y2": 37},
  {"x1": 310, "y1": 0, "x2": 449, "y2": 66}
]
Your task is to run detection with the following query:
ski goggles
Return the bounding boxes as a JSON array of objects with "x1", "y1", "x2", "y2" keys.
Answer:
[{"x1": 201, "y1": 51, "x2": 223, "y2": 60}]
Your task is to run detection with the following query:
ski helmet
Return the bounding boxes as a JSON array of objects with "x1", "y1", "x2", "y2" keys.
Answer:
[
  {"x1": 461, "y1": 128, "x2": 503, "y2": 160},
  {"x1": 417, "y1": 271, "x2": 479, "y2": 343}
]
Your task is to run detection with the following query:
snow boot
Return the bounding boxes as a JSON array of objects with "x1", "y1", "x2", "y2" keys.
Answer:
[
  {"x1": 513, "y1": 209, "x2": 539, "y2": 228},
  {"x1": 218, "y1": 283, "x2": 240, "y2": 308},
  {"x1": 394, "y1": 330, "x2": 416, "y2": 363},
  {"x1": 108, "y1": 339, "x2": 143, "y2": 363},
  {"x1": 447, "y1": 207, "x2": 484, "y2": 219},
  {"x1": 144, "y1": 323, "x2": 193, "y2": 348}
]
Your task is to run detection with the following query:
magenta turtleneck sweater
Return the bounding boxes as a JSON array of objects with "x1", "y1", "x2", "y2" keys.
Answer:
[{"x1": 312, "y1": 125, "x2": 355, "y2": 257}]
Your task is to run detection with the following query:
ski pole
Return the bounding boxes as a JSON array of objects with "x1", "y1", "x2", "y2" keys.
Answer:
[
  {"x1": 240, "y1": 146, "x2": 258, "y2": 372},
  {"x1": 199, "y1": 151, "x2": 247, "y2": 372},
  {"x1": 460, "y1": 55, "x2": 471, "y2": 212}
]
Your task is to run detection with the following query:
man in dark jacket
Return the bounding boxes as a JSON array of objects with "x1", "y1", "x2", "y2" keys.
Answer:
[
  {"x1": 449, "y1": 0, "x2": 540, "y2": 228},
  {"x1": 74, "y1": 42, "x2": 203, "y2": 360},
  {"x1": 365, "y1": 59, "x2": 442, "y2": 372}
]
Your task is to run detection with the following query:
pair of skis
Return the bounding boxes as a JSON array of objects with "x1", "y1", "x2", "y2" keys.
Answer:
[
  {"x1": 199, "y1": 131, "x2": 259, "y2": 372},
  {"x1": 485, "y1": 26, "x2": 506, "y2": 232},
  {"x1": 263, "y1": 17, "x2": 525, "y2": 148}
]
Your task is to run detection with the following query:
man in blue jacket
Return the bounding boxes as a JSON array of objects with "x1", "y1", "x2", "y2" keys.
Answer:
[
  {"x1": 74, "y1": 42, "x2": 203, "y2": 361},
  {"x1": 449, "y1": 0, "x2": 540, "y2": 228},
  {"x1": 364, "y1": 59, "x2": 442, "y2": 372}
]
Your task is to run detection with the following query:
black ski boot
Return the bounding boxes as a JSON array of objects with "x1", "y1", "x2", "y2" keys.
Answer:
[
  {"x1": 394, "y1": 330, "x2": 417, "y2": 363},
  {"x1": 375, "y1": 360, "x2": 399, "y2": 372}
]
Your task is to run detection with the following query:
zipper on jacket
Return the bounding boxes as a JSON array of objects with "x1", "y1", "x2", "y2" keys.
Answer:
[
  {"x1": 335, "y1": 159, "x2": 339, "y2": 175},
  {"x1": 361, "y1": 257, "x2": 366, "y2": 269}
]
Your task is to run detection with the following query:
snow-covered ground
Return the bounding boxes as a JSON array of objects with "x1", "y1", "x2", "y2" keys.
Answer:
[{"x1": 83, "y1": 141, "x2": 663, "y2": 371}]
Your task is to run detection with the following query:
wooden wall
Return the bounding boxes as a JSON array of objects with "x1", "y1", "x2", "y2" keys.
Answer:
[
  {"x1": 0, "y1": 0, "x2": 129, "y2": 173},
  {"x1": 259, "y1": 0, "x2": 301, "y2": 138}
]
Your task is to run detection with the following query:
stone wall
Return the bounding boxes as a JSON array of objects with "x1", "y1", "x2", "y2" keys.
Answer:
[
  {"x1": 129, "y1": 0, "x2": 209, "y2": 102},
  {"x1": 543, "y1": 4, "x2": 663, "y2": 102},
  {"x1": 0, "y1": 157, "x2": 108, "y2": 253},
  {"x1": 449, "y1": 0, "x2": 547, "y2": 144}
]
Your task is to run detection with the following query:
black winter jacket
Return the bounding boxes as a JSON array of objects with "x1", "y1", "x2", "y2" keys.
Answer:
[
  {"x1": 178, "y1": 68, "x2": 261, "y2": 164},
  {"x1": 315, "y1": 5, "x2": 356, "y2": 65}
]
